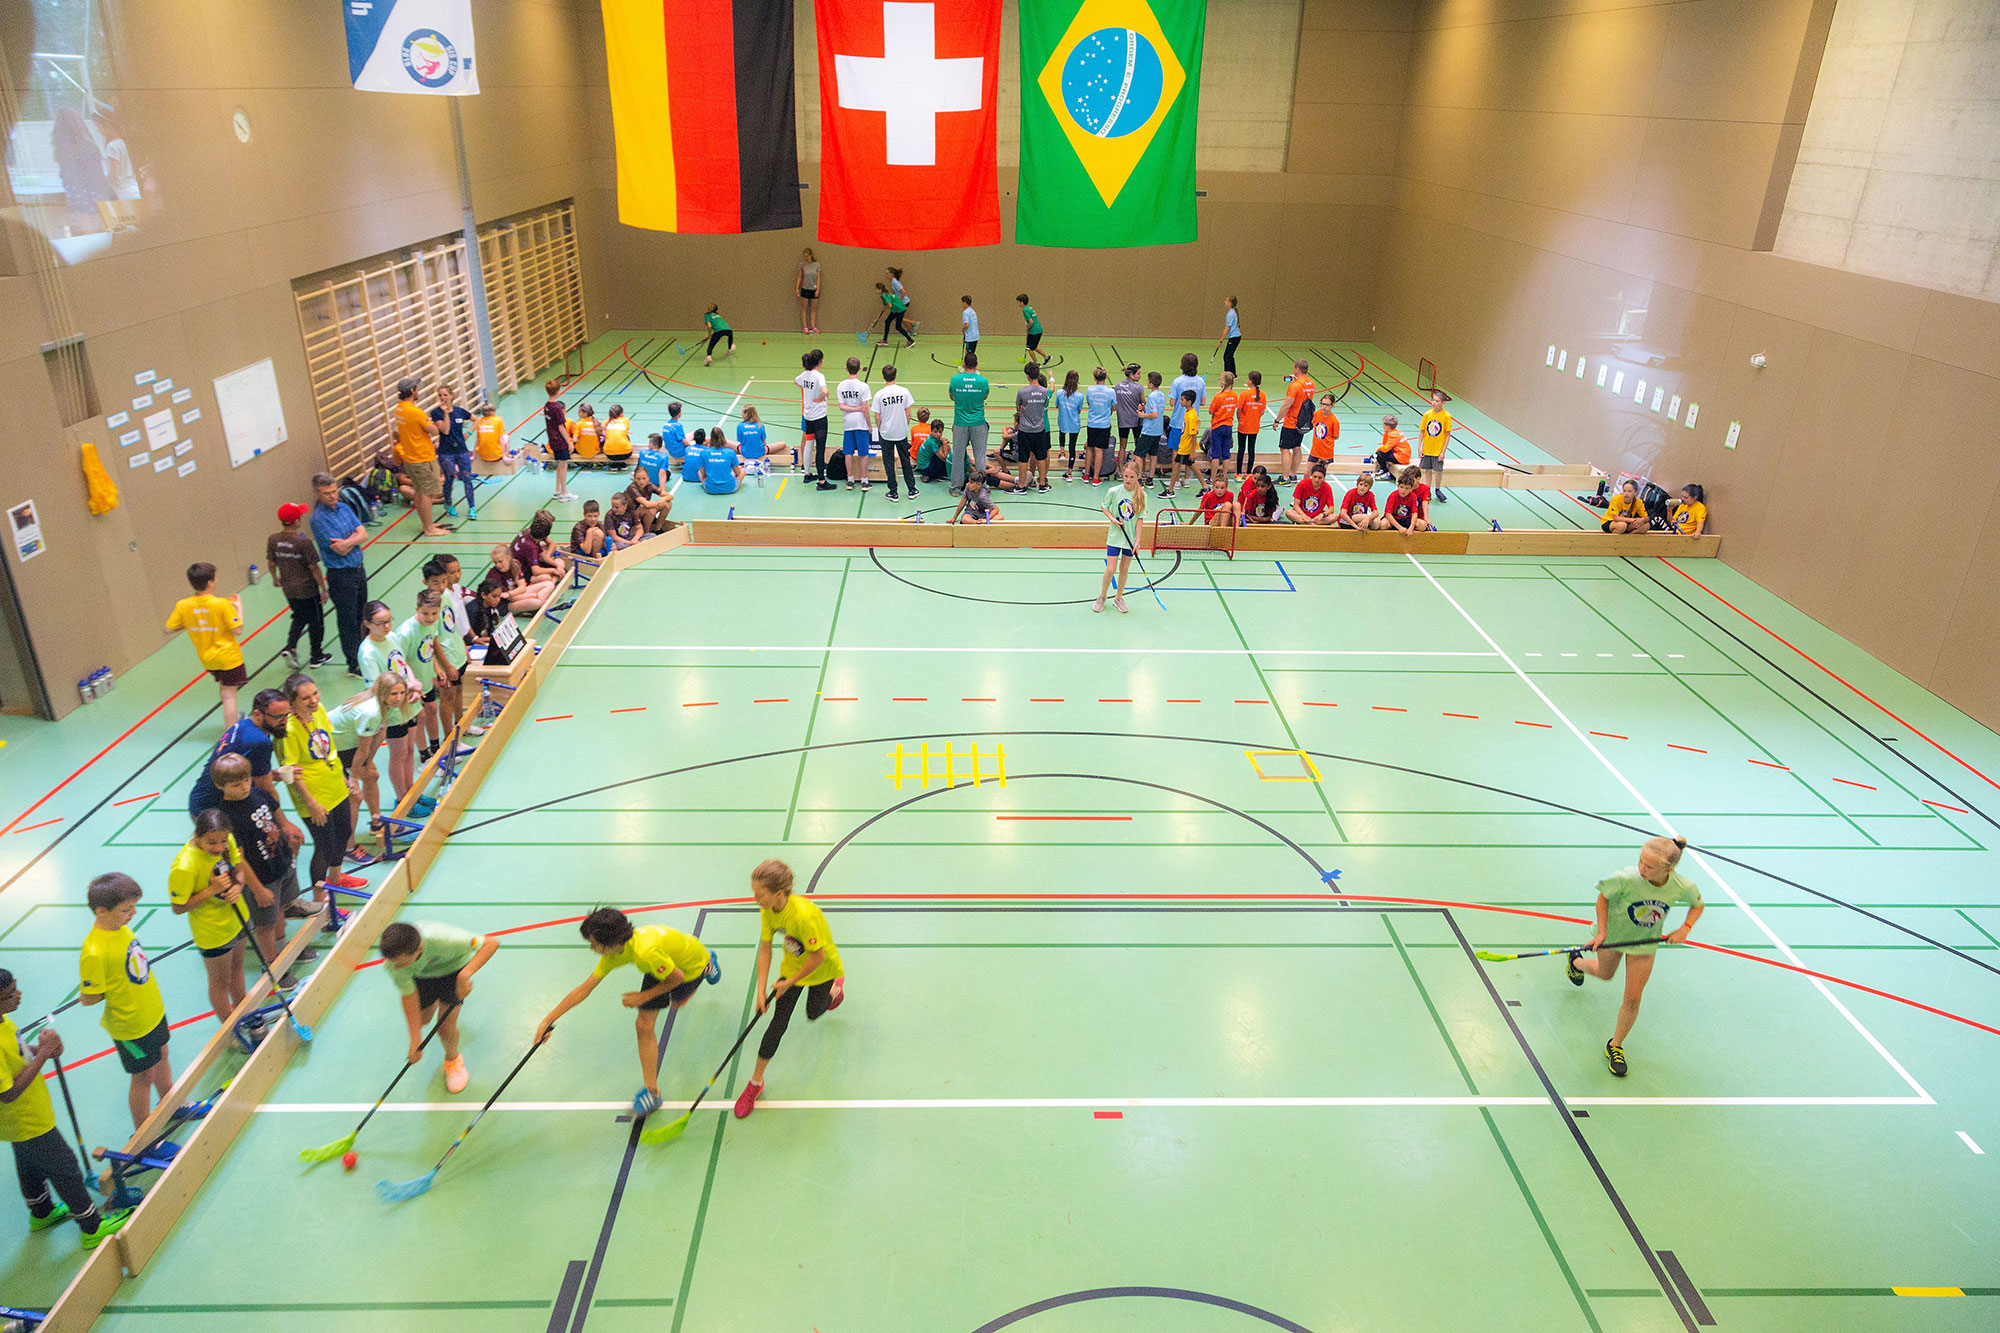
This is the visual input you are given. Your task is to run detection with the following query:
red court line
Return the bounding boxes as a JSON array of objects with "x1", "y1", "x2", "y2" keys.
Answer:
[
  {"x1": 996, "y1": 815, "x2": 1132, "y2": 822},
  {"x1": 57, "y1": 1013, "x2": 213, "y2": 1074},
  {"x1": 892, "y1": 697, "x2": 928, "y2": 702},
  {"x1": 360, "y1": 507, "x2": 413, "y2": 549},
  {"x1": 1302, "y1": 702, "x2": 1338, "y2": 709},
  {"x1": 1833, "y1": 778, "x2": 1878, "y2": 791},
  {"x1": 1167, "y1": 699, "x2": 1201, "y2": 704},
  {"x1": 1515, "y1": 720, "x2": 1552, "y2": 729},
  {"x1": 822, "y1": 697, "x2": 857, "y2": 702},
  {"x1": 1372, "y1": 706, "x2": 1407, "y2": 713},
  {"x1": 1668, "y1": 744, "x2": 1707, "y2": 753},
  {"x1": 609, "y1": 707, "x2": 647, "y2": 714},
  {"x1": 1924, "y1": 799, "x2": 1970, "y2": 814},
  {"x1": 111, "y1": 793, "x2": 159, "y2": 806},
  {"x1": 1589, "y1": 731, "x2": 1627, "y2": 739},
  {"x1": 1093, "y1": 1111, "x2": 1123, "y2": 1120},
  {"x1": 535, "y1": 715, "x2": 573, "y2": 722},
  {"x1": 1234, "y1": 699, "x2": 1269, "y2": 705},
  {"x1": 0, "y1": 608, "x2": 287, "y2": 838},
  {"x1": 1030, "y1": 698, "x2": 1065, "y2": 703},
  {"x1": 682, "y1": 701, "x2": 720, "y2": 708},
  {"x1": 1747, "y1": 759, "x2": 1790, "y2": 770},
  {"x1": 962, "y1": 697, "x2": 996, "y2": 702},
  {"x1": 1443, "y1": 712, "x2": 1479, "y2": 720},
  {"x1": 1098, "y1": 698, "x2": 1133, "y2": 703},
  {"x1": 753, "y1": 699, "x2": 790, "y2": 704},
  {"x1": 8, "y1": 819, "x2": 62, "y2": 836},
  {"x1": 1661, "y1": 557, "x2": 2000, "y2": 793}
]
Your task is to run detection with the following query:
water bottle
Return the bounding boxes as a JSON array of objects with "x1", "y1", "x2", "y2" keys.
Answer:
[
  {"x1": 78, "y1": 676, "x2": 96, "y2": 704},
  {"x1": 96, "y1": 667, "x2": 116, "y2": 694},
  {"x1": 247, "y1": 562, "x2": 260, "y2": 585}
]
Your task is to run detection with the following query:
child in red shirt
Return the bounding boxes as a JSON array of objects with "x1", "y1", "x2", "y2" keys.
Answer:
[
  {"x1": 1383, "y1": 465, "x2": 1432, "y2": 533},
  {"x1": 1287, "y1": 463, "x2": 1337, "y2": 525},
  {"x1": 1198, "y1": 471, "x2": 1238, "y2": 526},
  {"x1": 1338, "y1": 473, "x2": 1385, "y2": 530}
]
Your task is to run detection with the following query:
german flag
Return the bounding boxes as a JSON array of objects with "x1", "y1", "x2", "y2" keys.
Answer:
[{"x1": 602, "y1": 0, "x2": 803, "y2": 234}]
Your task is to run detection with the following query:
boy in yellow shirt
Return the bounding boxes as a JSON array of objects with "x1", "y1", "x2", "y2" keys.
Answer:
[
  {"x1": 1160, "y1": 389, "x2": 1202, "y2": 500},
  {"x1": 166, "y1": 561, "x2": 246, "y2": 726},
  {"x1": 2, "y1": 969, "x2": 134, "y2": 1248},
  {"x1": 735, "y1": 859, "x2": 845, "y2": 1119},
  {"x1": 1418, "y1": 390, "x2": 1453, "y2": 503},
  {"x1": 535, "y1": 907, "x2": 720, "y2": 1117},
  {"x1": 78, "y1": 873, "x2": 174, "y2": 1129}
]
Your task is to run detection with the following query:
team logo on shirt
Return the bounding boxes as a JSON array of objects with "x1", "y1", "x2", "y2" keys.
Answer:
[
  {"x1": 774, "y1": 930, "x2": 803, "y2": 957},
  {"x1": 1626, "y1": 899, "x2": 1670, "y2": 930},
  {"x1": 125, "y1": 939, "x2": 151, "y2": 985},
  {"x1": 401, "y1": 30, "x2": 460, "y2": 88},
  {"x1": 416, "y1": 636, "x2": 435, "y2": 665},
  {"x1": 1424, "y1": 418, "x2": 1444, "y2": 437},
  {"x1": 1303, "y1": 496, "x2": 1322, "y2": 514},
  {"x1": 308, "y1": 727, "x2": 333, "y2": 761}
]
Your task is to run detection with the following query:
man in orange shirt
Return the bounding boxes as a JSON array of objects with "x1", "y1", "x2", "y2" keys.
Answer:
[
  {"x1": 1275, "y1": 359, "x2": 1315, "y2": 484},
  {"x1": 1205, "y1": 371, "x2": 1241, "y2": 486},
  {"x1": 390, "y1": 377, "x2": 449, "y2": 537}
]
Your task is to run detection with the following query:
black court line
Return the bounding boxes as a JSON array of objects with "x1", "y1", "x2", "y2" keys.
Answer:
[
  {"x1": 1617, "y1": 556, "x2": 1999, "y2": 836},
  {"x1": 867, "y1": 545, "x2": 1183, "y2": 605},
  {"x1": 562, "y1": 905, "x2": 707, "y2": 1332},
  {"x1": 975, "y1": 1287, "x2": 1314, "y2": 1332},
  {"x1": 546, "y1": 1261, "x2": 586, "y2": 1333},
  {"x1": 1442, "y1": 908, "x2": 1697, "y2": 1332},
  {"x1": 448, "y1": 728, "x2": 2000, "y2": 977},
  {"x1": 1658, "y1": 1251, "x2": 1717, "y2": 1326}
]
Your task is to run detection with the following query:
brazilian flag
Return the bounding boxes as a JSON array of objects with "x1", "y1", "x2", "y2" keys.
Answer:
[{"x1": 1017, "y1": 0, "x2": 1206, "y2": 248}]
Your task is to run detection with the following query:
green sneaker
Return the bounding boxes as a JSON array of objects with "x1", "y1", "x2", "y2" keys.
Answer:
[
  {"x1": 1565, "y1": 951, "x2": 1585, "y2": 986},
  {"x1": 80, "y1": 1207, "x2": 133, "y2": 1250},
  {"x1": 27, "y1": 1201, "x2": 70, "y2": 1232},
  {"x1": 1606, "y1": 1040, "x2": 1629, "y2": 1079}
]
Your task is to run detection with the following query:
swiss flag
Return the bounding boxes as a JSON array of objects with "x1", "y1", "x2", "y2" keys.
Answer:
[{"x1": 816, "y1": 0, "x2": 1000, "y2": 250}]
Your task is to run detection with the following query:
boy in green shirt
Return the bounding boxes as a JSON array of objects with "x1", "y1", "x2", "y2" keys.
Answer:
[
  {"x1": 1566, "y1": 836, "x2": 1705, "y2": 1077},
  {"x1": 378, "y1": 921, "x2": 498, "y2": 1094},
  {"x1": 1016, "y1": 293, "x2": 1043, "y2": 365},
  {"x1": 2, "y1": 969, "x2": 133, "y2": 1248},
  {"x1": 534, "y1": 908, "x2": 720, "y2": 1117},
  {"x1": 78, "y1": 873, "x2": 174, "y2": 1128}
]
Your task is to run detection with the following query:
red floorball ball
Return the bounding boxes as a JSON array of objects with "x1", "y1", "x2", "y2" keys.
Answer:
[{"x1": 342, "y1": 1151, "x2": 357, "y2": 1171}]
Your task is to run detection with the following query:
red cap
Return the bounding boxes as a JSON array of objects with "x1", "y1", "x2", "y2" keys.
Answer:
[{"x1": 277, "y1": 502, "x2": 309, "y2": 524}]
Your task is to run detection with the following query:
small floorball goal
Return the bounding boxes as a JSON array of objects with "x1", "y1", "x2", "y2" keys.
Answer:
[
  {"x1": 1416, "y1": 357, "x2": 1439, "y2": 393},
  {"x1": 1149, "y1": 507, "x2": 1235, "y2": 559}
]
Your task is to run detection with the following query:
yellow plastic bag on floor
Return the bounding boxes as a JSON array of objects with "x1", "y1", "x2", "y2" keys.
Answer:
[{"x1": 82, "y1": 441, "x2": 119, "y2": 514}]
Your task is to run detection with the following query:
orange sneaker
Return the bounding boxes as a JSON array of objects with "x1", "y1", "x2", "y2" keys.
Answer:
[{"x1": 443, "y1": 1056, "x2": 469, "y2": 1094}]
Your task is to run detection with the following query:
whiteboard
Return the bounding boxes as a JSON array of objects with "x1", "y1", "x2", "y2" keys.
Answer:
[{"x1": 213, "y1": 358, "x2": 289, "y2": 468}]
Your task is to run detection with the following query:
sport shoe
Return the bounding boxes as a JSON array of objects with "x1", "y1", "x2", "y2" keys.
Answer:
[
  {"x1": 816, "y1": 481, "x2": 838, "y2": 491},
  {"x1": 826, "y1": 977, "x2": 844, "y2": 1011},
  {"x1": 1091, "y1": 597, "x2": 1105, "y2": 613},
  {"x1": 29, "y1": 1202, "x2": 71, "y2": 1232},
  {"x1": 1038, "y1": 483, "x2": 1050, "y2": 493},
  {"x1": 1605, "y1": 1040, "x2": 1628, "y2": 1078},
  {"x1": 704, "y1": 951, "x2": 722, "y2": 985},
  {"x1": 281, "y1": 647, "x2": 300, "y2": 668},
  {"x1": 466, "y1": 507, "x2": 478, "y2": 521},
  {"x1": 732, "y1": 1080, "x2": 763, "y2": 1119},
  {"x1": 80, "y1": 1207, "x2": 133, "y2": 1250},
  {"x1": 1114, "y1": 596, "x2": 1129, "y2": 614},
  {"x1": 346, "y1": 667, "x2": 365, "y2": 681},
  {"x1": 443, "y1": 1056, "x2": 470, "y2": 1094},
  {"x1": 329, "y1": 871, "x2": 368, "y2": 890},
  {"x1": 1565, "y1": 952, "x2": 1585, "y2": 986},
  {"x1": 308, "y1": 653, "x2": 335, "y2": 668},
  {"x1": 887, "y1": 491, "x2": 901, "y2": 503},
  {"x1": 632, "y1": 1087, "x2": 663, "y2": 1117}
]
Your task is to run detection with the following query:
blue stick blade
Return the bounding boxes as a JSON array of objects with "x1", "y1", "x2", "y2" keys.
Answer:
[
  {"x1": 292, "y1": 1021, "x2": 314, "y2": 1042},
  {"x1": 375, "y1": 1169, "x2": 437, "y2": 1203}
]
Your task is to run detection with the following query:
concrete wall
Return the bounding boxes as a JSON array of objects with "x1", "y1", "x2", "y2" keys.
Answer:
[
  {"x1": 1373, "y1": 0, "x2": 2000, "y2": 728},
  {"x1": 0, "y1": 0, "x2": 606, "y2": 716}
]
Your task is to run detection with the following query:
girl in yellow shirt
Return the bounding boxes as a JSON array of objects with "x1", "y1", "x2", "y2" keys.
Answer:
[
  {"x1": 736, "y1": 859, "x2": 845, "y2": 1119},
  {"x1": 1602, "y1": 480, "x2": 1648, "y2": 534},
  {"x1": 1669, "y1": 483, "x2": 1708, "y2": 536},
  {"x1": 170, "y1": 809, "x2": 246, "y2": 1022}
]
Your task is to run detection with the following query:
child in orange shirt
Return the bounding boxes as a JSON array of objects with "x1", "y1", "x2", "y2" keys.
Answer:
[
  {"x1": 1373, "y1": 414, "x2": 1412, "y2": 479},
  {"x1": 1308, "y1": 393, "x2": 1340, "y2": 464},
  {"x1": 1205, "y1": 371, "x2": 1240, "y2": 486}
]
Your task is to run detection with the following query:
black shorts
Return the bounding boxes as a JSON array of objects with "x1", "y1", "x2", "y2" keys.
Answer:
[
  {"x1": 638, "y1": 976, "x2": 703, "y2": 1010},
  {"x1": 338, "y1": 747, "x2": 358, "y2": 773},
  {"x1": 549, "y1": 439, "x2": 572, "y2": 462},
  {"x1": 1025, "y1": 331, "x2": 1042, "y2": 351},
  {"x1": 210, "y1": 664, "x2": 250, "y2": 688},
  {"x1": 1375, "y1": 449, "x2": 1397, "y2": 471},
  {"x1": 1118, "y1": 425, "x2": 1135, "y2": 442},
  {"x1": 1278, "y1": 426, "x2": 1304, "y2": 451},
  {"x1": 115, "y1": 1018, "x2": 171, "y2": 1075},
  {"x1": 387, "y1": 721, "x2": 412, "y2": 740},
  {"x1": 799, "y1": 286, "x2": 817, "y2": 299},
  {"x1": 1086, "y1": 425, "x2": 1111, "y2": 451},
  {"x1": 414, "y1": 970, "x2": 464, "y2": 1010},
  {"x1": 1019, "y1": 430, "x2": 1049, "y2": 460},
  {"x1": 1134, "y1": 434, "x2": 1160, "y2": 458},
  {"x1": 200, "y1": 928, "x2": 245, "y2": 959},
  {"x1": 422, "y1": 685, "x2": 438, "y2": 704}
]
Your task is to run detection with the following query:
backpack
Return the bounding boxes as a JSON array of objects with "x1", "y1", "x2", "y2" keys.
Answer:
[
  {"x1": 825, "y1": 451, "x2": 849, "y2": 481},
  {"x1": 338, "y1": 478, "x2": 378, "y2": 526}
]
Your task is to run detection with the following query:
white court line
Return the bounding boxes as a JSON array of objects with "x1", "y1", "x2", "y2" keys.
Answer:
[
  {"x1": 1403, "y1": 551, "x2": 1934, "y2": 1104},
  {"x1": 564, "y1": 645, "x2": 1499, "y2": 657},
  {"x1": 255, "y1": 1094, "x2": 1927, "y2": 1114},
  {"x1": 1958, "y1": 1130, "x2": 1985, "y2": 1154},
  {"x1": 714, "y1": 377, "x2": 753, "y2": 434}
]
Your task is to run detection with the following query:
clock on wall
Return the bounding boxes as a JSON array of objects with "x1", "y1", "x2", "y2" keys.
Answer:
[{"x1": 232, "y1": 107, "x2": 251, "y2": 144}]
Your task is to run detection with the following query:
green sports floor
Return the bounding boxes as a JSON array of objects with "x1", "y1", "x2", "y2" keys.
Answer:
[{"x1": 2, "y1": 335, "x2": 1998, "y2": 1332}]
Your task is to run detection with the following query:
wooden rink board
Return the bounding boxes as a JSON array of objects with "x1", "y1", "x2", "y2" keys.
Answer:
[
  {"x1": 38, "y1": 531, "x2": 685, "y2": 1332},
  {"x1": 689, "y1": 517, "x2": 1721, "y2": 558}
]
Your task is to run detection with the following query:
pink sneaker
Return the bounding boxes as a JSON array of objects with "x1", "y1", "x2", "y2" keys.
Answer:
[
  {"x1": 443, "y1": 1056, "x2": 469, "y2": 1094},
  {"x1": 1091, "y1": 597, "x2": 1105, "y2": 613},
  {"x1": 733, "y1": 1080, "x2": 763, "y2": 1119},
  {"x1": 1114, "y1": 596, "x2": 1129, "y2": 614},
  {"x1": 827, "y1": 978, "x2": 844, "y2": 1011}
]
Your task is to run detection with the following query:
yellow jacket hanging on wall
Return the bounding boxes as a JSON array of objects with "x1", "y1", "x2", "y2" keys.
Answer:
[{"x1": 81, "y1": 441, "x2": 119, "y2": 514}]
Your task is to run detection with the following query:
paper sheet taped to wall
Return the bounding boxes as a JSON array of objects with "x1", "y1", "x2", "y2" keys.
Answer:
[{"x1": 214, "y1": 358, "x2": 288, "y2": 468}]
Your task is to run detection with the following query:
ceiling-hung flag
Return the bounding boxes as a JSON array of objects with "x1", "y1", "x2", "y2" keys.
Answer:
[
  {"x1": 1017, "y1": 0, "x2": 1205, "y2": 247},
  {"x1": 818, "y1": 0, "x2": 1001, "y2": 249},
  {"x1": 347, "y1": 0, "x2": 480, "y2": 95},
  {"x1": 600, "y1": 0, "x2": 803, "y2": 233}
]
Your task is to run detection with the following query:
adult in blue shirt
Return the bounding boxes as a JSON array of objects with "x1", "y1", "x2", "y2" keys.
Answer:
[
  {"x1": 186, "y1": 689, "x2": 292, "y2": 817},
  {"x1": 1168, "y1": 353, "x2": 1207, "y2": 458},
  {"x1": 310, "y1": 471, "x2": 369, "y2": 677},
  {"x1": 1216, "y1": 297, "x2": 1242, "y2": 375},
  {"x1": 429, "y1": 385, "x2": 475, "y2": 519}
]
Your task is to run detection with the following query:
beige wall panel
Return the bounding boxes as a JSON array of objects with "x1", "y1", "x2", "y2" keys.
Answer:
[
  {"x1": 1305, "y1": 0, "x2": 1419, "y2": 32},
  {"x1": 1688, "y1": 247, "x2": 1927, "y2": 353},
  {"x1": 1286, "y1": 100, "x2": 1403, "y2": 176},
  {"x1": 1649, "y1": 0, "x2": 1820, "y2": 124},
  {"x1": 1418, "y1": 0, "x2": 1679, "y2": 29},
  {"x1": 1293, "y1": 28, "x2": 1417, "y2": 107},
  {"x1": 1912, "y1": 288, "x2": 2000, "y2": 383},
  {"x1": 1628, "y1": 119, "x2": 1787, "y2": 247},
  {"x1": 1413, "y1": 8, "x2": 1664, "y2": 118},
  {"x1": 58, "y1": 233, "x2": 263, "y2": 340},
  {"x1": 242, "y1": 192, "x2": 463, "y2": 292},
  {"x1": 1928, "y1": 488, "x2": 2000, "y2": 723},
  {"x1": 192, "y1": 0, "x2": 348, "y2": 89}
]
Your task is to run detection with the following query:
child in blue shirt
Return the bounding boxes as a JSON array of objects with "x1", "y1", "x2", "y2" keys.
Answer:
[
  {"x1": 661, "y1": 402, "x2": 687, "y2": 458},
  {"x1": 1054, "y1": 370, "x2": 1085, "y2": 480},
  {"x1": 1138, "y1": 371, "x2": 1167, "y2": 488},
  {"x1": 1083, "y1": 367, "x2": 1118, "y2": 486}
]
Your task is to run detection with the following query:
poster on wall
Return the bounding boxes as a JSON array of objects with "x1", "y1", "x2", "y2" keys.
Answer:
[
  {"x1": 215, "y1": 358, "x2": 288, "y2": 467},
  {"x1": 8, "y1": 500, "x2": 44, "y2": 562}
]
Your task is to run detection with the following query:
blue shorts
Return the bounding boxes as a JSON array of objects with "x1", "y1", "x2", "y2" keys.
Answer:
[
  {"x1": 842, "y1": 429, "x2": 873, "y2": 457},
  {"x1": 1206, "y1": 426, "x2": 1232, "y2": 460},
  {"x1": 1106, "y1": 544, "x2": 1133, "y2": 559}
]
